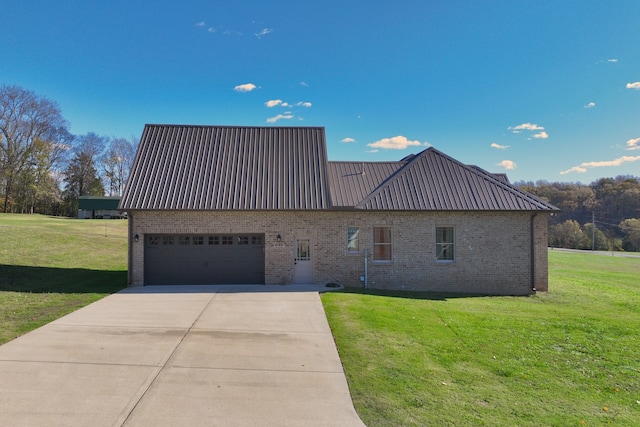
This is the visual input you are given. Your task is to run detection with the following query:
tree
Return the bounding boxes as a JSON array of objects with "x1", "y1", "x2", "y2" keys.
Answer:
[
  {"x1": 0, "y1": 85, "x2": 71, "y2": 212},
  {"x1": 579, "y1": 223, "x2": 609, "y2": 251},
  {"x1": 550, "y1": 220, "x2": 584, "y2": 248},
  {"x1": 101, "y1": 137, "x2": 137, "y2": 196},
  {"x1": 61, "y1": 133, "x2": 106, "y2": 216},
  {"x1": 620, "y1": 219, "x2": 640, "y2": 252}
]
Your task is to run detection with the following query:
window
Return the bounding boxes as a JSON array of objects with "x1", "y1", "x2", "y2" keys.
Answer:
[
  {"x1": 209, "y1": 236, "x2": 219, "y2": 245},
  {"x1": 347, "y1": 227, "x2": 359, "y2": 253},
  {"x1": 162, "y1": 236, "x2": 174, "y2": 245},
  {"x1": 436, "y1": 227, "x2": 454, "y2": 261},
  {"x1": 193, "y1": 236, "x2": 204, "y2": 245},
  {"x1": 178, "y1": 236, "x2": 190, "y2": 245},
  {"x1": 221, "y1": 236, "x2": 233, "y2": 245},
  {"x1": 251, "y1": 235, "x2": 263, "y2": 245},
  {"x1": 147, "y1": 236, "x2": 160, "y2": 246},
  {"x1": 373, "y1": 226, "x2": 392, "y2": 261},
  {"x1": 237, "y1": 236, "x2": 249, "y2": 245}
]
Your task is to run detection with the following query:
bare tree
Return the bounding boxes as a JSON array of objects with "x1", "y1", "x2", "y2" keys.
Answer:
[
  {"x1": 101, "y1": 136, "x2": 137, "y2": 196},
  {"x1": 0, "y1": 85, "x2": 71, "y2": 212}
]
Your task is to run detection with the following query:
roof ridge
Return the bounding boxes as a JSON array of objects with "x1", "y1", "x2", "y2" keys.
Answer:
[{"x1": 143, "y1": 124, "x2": 326, "y2": 131}]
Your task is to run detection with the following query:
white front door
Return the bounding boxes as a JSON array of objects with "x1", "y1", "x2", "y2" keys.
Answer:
[{"x1": 293, "y1": 238, "x2": 313, "y2": 284}]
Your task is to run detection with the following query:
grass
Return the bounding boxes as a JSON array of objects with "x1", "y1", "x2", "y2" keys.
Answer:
[
  {"x1": 2, "y1": 213, "x2": 639, "y2": 425},
  {"x1": 0, "y1": 213, "x2": 128, "y2": 344},
  {"x1": 322, "y1": 251, "x2": 640, "y2": 426}
]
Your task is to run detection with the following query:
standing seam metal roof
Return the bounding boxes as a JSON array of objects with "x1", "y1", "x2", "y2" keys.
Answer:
[
  {"x1": 120, "y1": 125, "x2": 331, "y2": 210},
  {"x1": 119, "y1": 125, "x2": 558, "y2": 212}
]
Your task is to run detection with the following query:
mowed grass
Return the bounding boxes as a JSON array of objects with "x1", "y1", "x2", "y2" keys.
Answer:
[
  {"x1": 2, "y1": 214, "x2": 639, "y2": 425},
  {"x1": 322, "y1": 251, "x2": 640, "y2": 426},
  {"x1": 0, "y1": 213, "x2": 127, "y2": 344}
]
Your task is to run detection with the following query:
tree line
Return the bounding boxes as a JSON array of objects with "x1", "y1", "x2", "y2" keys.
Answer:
[
  {"x1": 516, "y1": 178, "x2": 640, "y2": 252},
  {"x1": 1, "y1": 84, "x2": 137, "y2": 217}
]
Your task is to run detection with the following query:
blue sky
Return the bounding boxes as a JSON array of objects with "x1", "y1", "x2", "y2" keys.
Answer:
[{"x1": 2, "y1": 0, "x2": 639, "y2": 183}]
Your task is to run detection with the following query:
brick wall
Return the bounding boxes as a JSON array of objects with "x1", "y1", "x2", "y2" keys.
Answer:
[{"x1": 128, "y1": 210, "x2": 549, "y2": 295}]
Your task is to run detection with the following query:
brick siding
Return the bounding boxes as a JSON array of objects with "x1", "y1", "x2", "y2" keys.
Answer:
[{"x1": 128, "y1": 210, "x2": 549, "y2": 295}]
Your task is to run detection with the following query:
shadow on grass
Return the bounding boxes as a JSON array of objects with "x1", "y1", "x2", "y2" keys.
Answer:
[
  {"x1": 336, "y1": 286, "x2": 519, "y2": 301},
  {"x1": 0, "y1": 264, "x2": 127, "y2": 294}
]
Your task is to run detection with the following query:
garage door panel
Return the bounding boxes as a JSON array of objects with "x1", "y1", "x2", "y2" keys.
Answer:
[{"x1": 145, "y1": 234, "x2": 264, "y2": 285}]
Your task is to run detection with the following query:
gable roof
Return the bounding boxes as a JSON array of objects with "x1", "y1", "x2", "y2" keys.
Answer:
[
  {"x1": 119, "y1": 125, "x2": 331, "y2": 210},
  {"x1": 329, "y1": 148, "x2": 558, "y2": 211},
  {"x1": 120, "y1": 124, "x2": 558, "y2": 212}
]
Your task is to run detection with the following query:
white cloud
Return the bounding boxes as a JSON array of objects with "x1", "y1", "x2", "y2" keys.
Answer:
[
  {"x1": 208, "y1": 27, "x2": 216, "y2": 33},
  {"x1": 584, "y1": 101, "x2": 596, "y2": 108},
  {"x1": 626, "y1": 137, "x2": 640, "y2": 150},
  {"x1": 560, "y1": 166, "x2": 588, "y2": 175},
  {"x1": 299, "y1": 81, "x2": 309, "y2": 87},
  {"x1": 266, "y1": 114, "x2": 294, "y2": 123},
  {"x1": 265, "y1": 99, "x2": 283, "y2": 108},
  {"x1": 497, "y1": 160, "x2": 517, "y2": 170},
  {"x1": 367, "y1": 135, "x2": 429, "y2": 150},
  {"x1": 490, "y1": 143, "x2": 509, "y2": 150},
  {"x1": 532, "y1": 131, "x2": 549, "y2": 139},
  {"x1": 561, "y1": 155, "x2": 640, "y2": 174},
  {"x1": 341, "y1": 137, "x2": 356, "y2": 143},
  {"x1": 234, "y1": 83, "x2": 257, "y2": 92},
  {"x1": 367, "y1": 149, "x2": 379, "y2": 153},
  {"x1": 255, "y1": 28, "x2": 273, "y2": 38},
  {"x1": 509, "y1": 123, "x2": 545, "y2": 132},
  {"x1": 626, "y1": 82, "x2": 640, "y2": 90},
  {"x1": 195, "y1": 21, "x2": 205, "y2": 27},
  {"x1": 265, "y1": 99, "x2": 308, "y2": 108},
  {"x1": 608, "y1": 58, "x2": 619, "y2": 63}
]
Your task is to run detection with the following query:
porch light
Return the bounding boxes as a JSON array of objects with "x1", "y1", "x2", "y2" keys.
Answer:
[
  {"x1": 276, "y1": 233, "x2": 282, "y2": 242},
  {"x1": 134, "y1": 234, "x2": 139, "y2": 242}
]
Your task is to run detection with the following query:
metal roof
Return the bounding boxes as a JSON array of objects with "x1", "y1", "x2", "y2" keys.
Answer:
[
  {"x1": 352, "y1": 148, "x2": 559, "y2": 211},
  {"x1": 119, "y1": 125, "x2": 331, "y2": 210},
  {"x1": 120, "y1": 125, "x2": 558, "y2": 212},
  {"x1": 327, "y1": 161, "x2": 405, "y2": 207}
]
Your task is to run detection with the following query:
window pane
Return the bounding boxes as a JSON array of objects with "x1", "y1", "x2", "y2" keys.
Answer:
[
  {"x1": 347, "y1": 227, "x2": 359, "y2": 253},
  {"x1": 374, "y1": 244, "x2": 392, "y2": 261},
  {"x1": 373, "y1": 227, "x2": 390, "y2": 243},
  {"x1": 436, "y1": 227, "x2": 454, "y2": 261},
  {"x1": 373, "y1": 226, "x2": 392, "y2": 261}
]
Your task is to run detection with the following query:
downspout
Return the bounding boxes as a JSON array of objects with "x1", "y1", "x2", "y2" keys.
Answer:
[
  {"x1": 128, "y1": 211, "x2": 133, "y2": 286},
  {"x1": 530, "y1": 213, "x2": 537, "y2": 292},
  {"x1": 364, "y1": 249, "x2": 369, "y2": 289}
]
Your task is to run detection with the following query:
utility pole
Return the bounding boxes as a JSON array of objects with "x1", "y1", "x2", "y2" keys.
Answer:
[{"x1": 592, "y1": 211, "x2": 595, "y2": 251}]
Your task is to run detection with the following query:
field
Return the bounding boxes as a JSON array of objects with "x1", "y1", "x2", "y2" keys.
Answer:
[
  {"x1": 322, "y1": 251, "x2": 640, "y2": 426},
  {"x1": 0, "y1": 214, "x2": 127, "y2": 344},
  {"x1": 1, "y1": 214, "x2": 639, "y2": 425}
]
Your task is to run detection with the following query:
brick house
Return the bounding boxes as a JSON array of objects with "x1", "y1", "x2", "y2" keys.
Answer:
[{"x1": 119, "y1": 125, "x2": 558, "y2": 295}]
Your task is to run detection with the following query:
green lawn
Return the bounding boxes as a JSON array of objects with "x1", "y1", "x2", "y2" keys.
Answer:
[
  {"x1": 322, "y1": 251, "x2": 640, "y2": 426},
  {"x1": 2, "y1": 214, "x2": 639, "y2": 425},
  {"x1": 0, "y1": 213, "x2": 128, "y2": 344}
]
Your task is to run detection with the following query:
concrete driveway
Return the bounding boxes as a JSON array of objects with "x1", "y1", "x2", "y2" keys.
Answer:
[{"x1": 0, "y1": 285, "x2": 365, "y2": 426}]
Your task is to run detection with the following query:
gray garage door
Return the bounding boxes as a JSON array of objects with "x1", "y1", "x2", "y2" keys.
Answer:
[{"x1": 144, "y1": 234, "x2": 265, "y2": 285}]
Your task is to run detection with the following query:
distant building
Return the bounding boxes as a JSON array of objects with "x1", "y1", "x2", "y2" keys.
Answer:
[{"x1": 78, "y1": 196, "x2": 123, "y2": 219}]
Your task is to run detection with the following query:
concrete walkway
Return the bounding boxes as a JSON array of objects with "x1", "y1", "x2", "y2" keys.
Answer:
[{"x1": 0, "y1": 285, "x2": 366, "y2": 426}]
